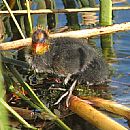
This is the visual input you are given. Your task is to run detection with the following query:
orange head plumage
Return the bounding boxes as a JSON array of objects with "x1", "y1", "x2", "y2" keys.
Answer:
[{"x1": 32, "y1": 29, "x2": 50, "y2": 55}]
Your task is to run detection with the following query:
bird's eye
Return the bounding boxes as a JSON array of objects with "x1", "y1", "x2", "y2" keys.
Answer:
[{"x1": 32, "y1": 29, "x2": 48, "y2": 44}]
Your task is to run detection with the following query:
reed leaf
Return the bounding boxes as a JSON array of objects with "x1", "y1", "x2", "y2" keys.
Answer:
[
  {"x1": 7, "y1": 66, "x2": 71, "y2": 130},
  {"x1": 0, "y1": 98, "x2": 37, "y2": 130},
  {"x1": 0, "y1": 56, "x2": 8, "y2": 130}
]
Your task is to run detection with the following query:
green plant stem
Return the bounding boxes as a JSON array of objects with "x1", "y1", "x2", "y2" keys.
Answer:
[
  {"x1": 99, "y1": 0, "x2": 113, "y2": 58},
  {"x1": 0, "y1": 56, "x2": 8, "y2": 130},
  {"x1": 100, "y1": 0, "x2": 112, "y2": 26},
  {"x1": 8, "y1": 66, "x2": 71, "y2": 130},
  {"x1": 2, "y1": 0, "x2": 25, "y2": 39},
  {"x1": 9, "y1": 85, "x2": 42, "y2": 111},
  {"x1": 26, "y1": 0, "x2": 33, "y2": 34},
  {"x1": 0, "y1": 98, "x2": 37, "y2": 130}
]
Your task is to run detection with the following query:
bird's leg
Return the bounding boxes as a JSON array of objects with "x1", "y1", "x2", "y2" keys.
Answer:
[
  {"x1": 64, "y1": 73, "x2": 72, "y2": 85},
  {"x1": 54, "y1": 79, "x2": 77, "y2": 107},
  {"x1": 53, "y1": 73, "x2": 71, "y2": 105},
  {"x1": 48, "y1": 73, "x2": 71, "y2": 91},
  {"x1": 54, "y1": 74, "x2": 77, "y2": 107},
  {"x1": 54, "y1": 91, "x2": 69, "y2": 105},
  {"x1": 48, "y1": 74, "x2": 71, "y2": 91},
  {"x1": 66, "y1": 80, "x2": 77, "y2": 107}
]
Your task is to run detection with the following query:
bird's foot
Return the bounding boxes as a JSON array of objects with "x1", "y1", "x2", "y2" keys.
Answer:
[
  {"x1": 64, "y1": 73, "x2": 72, "y2": 85},
  {"x1": 54, "y1": 80, "x2": 77, "y2": 107}
]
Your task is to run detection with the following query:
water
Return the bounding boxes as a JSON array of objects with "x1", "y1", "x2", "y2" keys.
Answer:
[{"x1": 112, "y1": 6, "x2": 130, "y2": 105}]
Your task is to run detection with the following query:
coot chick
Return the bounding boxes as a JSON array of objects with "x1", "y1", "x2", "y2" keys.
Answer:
[{"x1": 25, "y1": 29, "x2": 109, "y2": 106}]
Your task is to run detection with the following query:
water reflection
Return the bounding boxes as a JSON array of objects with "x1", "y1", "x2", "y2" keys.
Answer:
[
  {"x1": 81, "y1": 12, "x2": 98, "y2": 26},
  {"x1": 112, "y1": 0, "x2": 127, "y2": 4}
]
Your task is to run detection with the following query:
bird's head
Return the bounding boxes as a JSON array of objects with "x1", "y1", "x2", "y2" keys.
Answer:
[{"x1": 32, "y1": 29, "x2": 50, "y2": 55}]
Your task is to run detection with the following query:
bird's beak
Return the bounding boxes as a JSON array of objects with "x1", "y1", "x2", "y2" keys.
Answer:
[{"x1": 33, "y1": 42, "x2": 49, "y2": 55}]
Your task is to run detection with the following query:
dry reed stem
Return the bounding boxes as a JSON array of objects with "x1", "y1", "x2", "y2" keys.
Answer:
[
  {"x1": 1, "y1": 22, "x2": 130, "y2": 50},
  {"x1": 81, "y1": 97, "x2": 130, "y2": 120},
  {"x1": 0, "y1": 6, "x2": 130, "y2": 14},
  {"x1": 69, "y1": 95, "x2": 128, "y2": 130}
]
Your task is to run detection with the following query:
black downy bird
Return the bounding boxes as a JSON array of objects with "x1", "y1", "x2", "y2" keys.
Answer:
[{"x1": 25, "y1": 29, "x2": 109, "y2": 106}]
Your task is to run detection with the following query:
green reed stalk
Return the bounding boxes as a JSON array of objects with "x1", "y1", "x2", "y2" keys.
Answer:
[
  {"x1": 0, "y1": 98, "x2": 37, "y2": 130},
  {"x1": 0, "y1": 56, "x2": 8, "y2": 130},
  {"x1": 99, "y1": 0, "x2": 114, "y2": 60},
  {"x1": 2, "y1": 0, "x2": 25, "y2": 39},
  {"x1": 26, "y1": 0, "x2": 33, "y2": 33},
  {"x1": 100, "y1": 0, "x2": 112, "y2": 26},
  {"x1": 8, "y1": 66, "x2": 71, "y2": 130}
]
